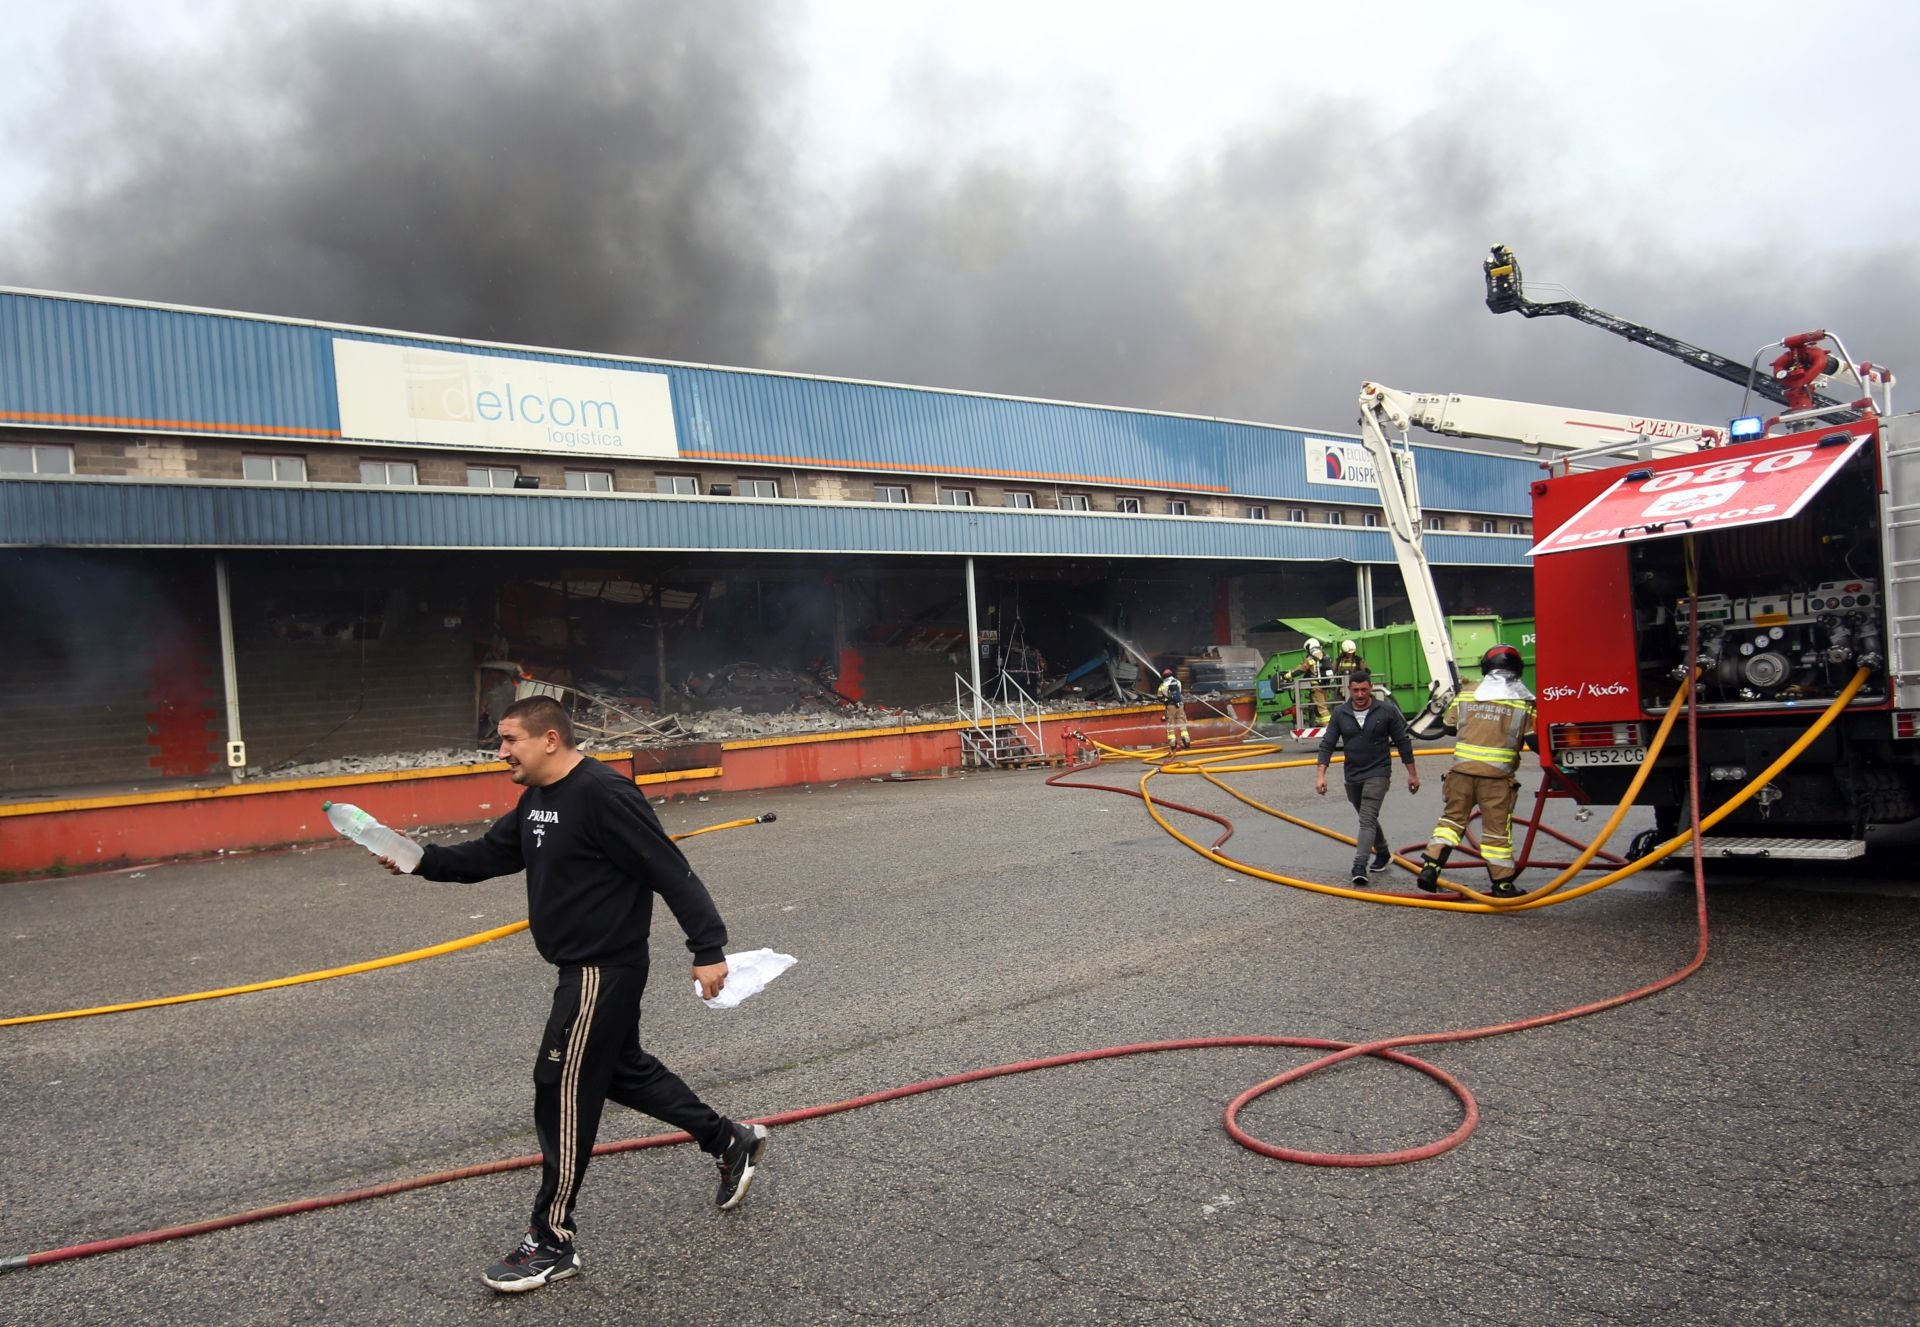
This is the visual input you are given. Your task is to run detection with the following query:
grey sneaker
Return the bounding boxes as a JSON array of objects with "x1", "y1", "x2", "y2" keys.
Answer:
[
  {"x1": 482, "y1": 1232, "x2": 580, "y2": 1293},
  {"x1": 716, "y1": 1121, "x2": 770, "y2": 1210}
]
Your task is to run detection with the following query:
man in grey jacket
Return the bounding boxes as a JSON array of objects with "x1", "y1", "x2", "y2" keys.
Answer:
[{"x1": 1314, "y1": 671, "x2": 1421, "y2": 886}]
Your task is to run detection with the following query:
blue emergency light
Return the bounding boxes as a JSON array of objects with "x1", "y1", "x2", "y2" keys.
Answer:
[{"x1": 1729, "y1": 415, "x2": 1766, "y2": 442}]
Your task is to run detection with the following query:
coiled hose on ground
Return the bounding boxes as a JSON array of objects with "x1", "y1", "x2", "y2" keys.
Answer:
[{"x1": 1, "y1": 661, "x2": 1871, "y2": 1272}]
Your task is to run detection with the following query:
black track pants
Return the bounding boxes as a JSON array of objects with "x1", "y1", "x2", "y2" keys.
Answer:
[{"x1": 529, "y1": 962, "x2": 730, "y2": 1246}]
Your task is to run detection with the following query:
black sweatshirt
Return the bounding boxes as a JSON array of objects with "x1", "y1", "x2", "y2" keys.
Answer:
[
  {"x1": 1315, "y1": 699, "x2": 1416, "y2": 785},
  {"x1": 416, "y1": 757, "x2": 727, "y2": 968}
]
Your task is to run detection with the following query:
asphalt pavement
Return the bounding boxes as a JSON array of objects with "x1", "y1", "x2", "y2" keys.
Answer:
[{"x1": 2, "y1": 753, "x2": 1915, "y2": 1326}]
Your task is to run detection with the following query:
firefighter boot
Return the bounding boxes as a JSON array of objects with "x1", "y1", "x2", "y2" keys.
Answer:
[
  {"x1": 1488, "y1": 874, "x2": 1526, "y2": 900},
  {"x1": 1415, "y1": 856, "x2": 1444, "y2": 893}
]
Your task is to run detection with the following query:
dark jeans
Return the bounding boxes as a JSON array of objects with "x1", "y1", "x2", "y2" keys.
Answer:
[
  {"x1": 1344, "y1": 775, "x2": 1390, "y2": 877},
  {"x1": 529, "y1": 962, "x2": 731, "y2": 1247}
]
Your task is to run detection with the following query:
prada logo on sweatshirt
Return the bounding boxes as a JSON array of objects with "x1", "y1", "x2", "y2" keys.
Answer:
[{"x1": 528, "y1": 807, "x2": 560, "y2": 848}]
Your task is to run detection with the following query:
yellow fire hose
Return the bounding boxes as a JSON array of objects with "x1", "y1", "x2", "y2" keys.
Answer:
[
  {"x1": 0, "y1": 814, "x2": 772, "y2": 1027},
  {"x1": 1065, "y1": 666, "x2": 1870, "y2": 911}
]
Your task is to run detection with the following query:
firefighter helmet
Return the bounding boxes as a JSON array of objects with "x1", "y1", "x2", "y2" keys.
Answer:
[
  {"x1": 1304, "y1": 638, "x2": 1322, "y2": 652},
  {"x1": 1481, "y1": 643, "x2": 1524, "y2": 675},
  {"x1": 1340, "y1": 639, "x2": 1357, "y2": 654}
]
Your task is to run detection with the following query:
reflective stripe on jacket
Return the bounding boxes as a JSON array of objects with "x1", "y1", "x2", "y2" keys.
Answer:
[{"x1": 1443, "y1": 693, "x2": 1534, "y2": 776}]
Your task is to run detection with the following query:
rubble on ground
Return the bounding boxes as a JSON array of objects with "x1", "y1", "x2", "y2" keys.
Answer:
[{"x1": 258, "y1": 685, "x2": 1242, "y2": 782}]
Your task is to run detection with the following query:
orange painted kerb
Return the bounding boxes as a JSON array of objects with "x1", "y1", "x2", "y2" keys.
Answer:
[
  {"x1": 0, "y1": 702, "x2": 1249, "y2": 878},
  {"x1": 0, "y1": 753, "x2": 717, "y2": 878}
]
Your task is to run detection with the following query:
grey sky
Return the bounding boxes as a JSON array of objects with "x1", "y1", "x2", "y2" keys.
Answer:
[{"x1": 4, "y1": 0, "x2": 1915, "y2": 435}]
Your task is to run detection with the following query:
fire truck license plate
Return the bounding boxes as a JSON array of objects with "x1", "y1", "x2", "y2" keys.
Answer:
[{"x1": 1556, "y1": 746, "x2": 1648, "y2": 768}]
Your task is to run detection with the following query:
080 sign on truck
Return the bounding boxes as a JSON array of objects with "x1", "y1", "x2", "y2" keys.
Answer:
[{"x1": 1528, "y1": 436, "x2": 1870, "y2": 557}]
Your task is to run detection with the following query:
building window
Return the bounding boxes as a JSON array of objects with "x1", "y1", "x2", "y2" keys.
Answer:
[
  {"x1": 1060, "y1": 493, "x2": 1091, "y2": 511},
  {"x1": 359, "y1": 459, "x2": 417, "y2": 485},
  {"x1": 245, "y1": 454, "x2": 307, "y2": 482},
  {"x1": 1246, "y1": 504, "x2": 1268, "y2": 520},
  {"x1": 566, "y1": 470, "x2": 614, "y2": 492},
  {"x1": 1005, "y1": 490, "x2": 1035, "y2": 509},
  {"x1": 1509, "y1": 521, "x2": 1526, "y2": 535},
  {"x1": 0, "y1": 443, "x2": 74, "y2": 474},
  {"x1": 1325, "y1": 510, "x2": 1345, "y2": 526},
  {"x1": 1116, "y1": 496, "x2": 1142, "y2": 514},
  {"x1": 1362, "y1": 512, "x2": 1380, "y2": 527},
  {"x1": 739, "y1": 477, "x2": 779, "y2": 498},
  {"x1": 1167, "y1": 499, "x2": 1189, "y2": 516},
  {"x1": 467, "y1": 466, "x2": 518, "y2": 489},
  {"x1": 655, "y1": 474, "x2": 698, "y2": 495},
  {"x1": 1478, "y1": 519, "x2": 1497, "y2": 534},
  {"x1": 939, "y1": 488, "x2": 976, "y2": 506},
  {"x1": 1425, "y1": 514, "x2": 1447, "y2": 532},
  {"x1": 875, "y1": 484, "x2": 909, "y2": 503},
  {"x1": 1285, "y1": 507, "x2": 1305, "y2": 522}
]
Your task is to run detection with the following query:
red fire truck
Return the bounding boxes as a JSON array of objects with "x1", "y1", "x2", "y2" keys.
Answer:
[{"x1": 1488, "y1": 248, "x2": 1920, "y2": 860}]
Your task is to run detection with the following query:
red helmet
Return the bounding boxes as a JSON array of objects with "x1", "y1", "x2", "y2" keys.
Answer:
[{"x1": 1481, "y1": 644, "x2": 1524, "y2": 674}]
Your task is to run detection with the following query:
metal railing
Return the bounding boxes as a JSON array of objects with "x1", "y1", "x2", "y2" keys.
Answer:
[{"x1": 955, "y1": 670, "x2": 1049, "y2": 767}]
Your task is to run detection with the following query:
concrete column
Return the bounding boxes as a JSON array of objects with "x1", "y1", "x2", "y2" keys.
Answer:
[
  {"x1": 965, "y1": 557, "x2": 982, "y2": 720},
  {"x1": 654, "y1": 583, "x2": 669, "y2": 714},
  {"x1": 214, "y1": 554, "x2": 246, "y2": 781}
]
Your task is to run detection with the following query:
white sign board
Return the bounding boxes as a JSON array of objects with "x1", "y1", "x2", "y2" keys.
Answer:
[
  {"x1": 1527, "y1": 434, "x2": 1868, "y2": 557},
  {"x1": 1304, "y1": 438, "x2": 1379, "y2": 489},
  {"x1": 333, "y1": 339, "x2": 679, "y2": 459}
]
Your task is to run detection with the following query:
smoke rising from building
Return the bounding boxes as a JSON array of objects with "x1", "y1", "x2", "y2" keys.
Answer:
[{"x1": 5, "y1": 2, "x2": 1917, "y2": 434}]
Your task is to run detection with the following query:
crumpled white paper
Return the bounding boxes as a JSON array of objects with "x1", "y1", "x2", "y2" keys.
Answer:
[{"x1": 697, "y1": 947, "x2": 798, "y2": 1009}]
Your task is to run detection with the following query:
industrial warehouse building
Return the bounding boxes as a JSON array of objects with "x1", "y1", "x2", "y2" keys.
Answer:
[{"x1": 0, "y1": 287, "x2": 1535, "y2": 798}]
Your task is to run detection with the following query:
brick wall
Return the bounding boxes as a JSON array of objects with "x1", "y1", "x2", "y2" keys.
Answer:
[
  {"x1": 0, "y1": 550, "x2": 222, "y2": 794},
  {"x1": 229, "y1": 555, "x2": 478, "y2": 773},
  {"x1": 6, "y1": 428, "x2": 1450, "y2": 528},
  {"x1": 0, "y1": 549, "x2": 490, "y2": 794}
]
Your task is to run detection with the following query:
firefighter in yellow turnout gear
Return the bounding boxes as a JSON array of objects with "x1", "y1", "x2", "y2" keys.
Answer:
[
  {"x1": 1416, "y1": 644, "x2": 1536, "y2": 898},
  {"x1": 1157, "y1": 671, "x2": 1191, "y2": 749},
  {"x1": 1286, "y1": 639, "x2": 1334, "y2": 725}
]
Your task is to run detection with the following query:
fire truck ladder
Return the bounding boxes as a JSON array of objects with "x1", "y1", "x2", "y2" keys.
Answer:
[
  {"x1": 1483, "y1": 245, "x2": 1846, "y2": 413},
  {"x1": 1885, "y1": 414, "x2": 1920, "y2": 701}
]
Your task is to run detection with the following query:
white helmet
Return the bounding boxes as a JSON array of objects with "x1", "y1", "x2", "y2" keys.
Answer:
[
  {"x1": 1340, "y1": 639, "x2": 1357, "y2": 654},
  {"x1": 1304, "y1": 638, "x2": 1322, "y2": 652}
]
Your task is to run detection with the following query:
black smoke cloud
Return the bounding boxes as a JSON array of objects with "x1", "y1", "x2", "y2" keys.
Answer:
[
  {"x1": 8, "y1": 5, "x2": 1918, "y2": 436},
  {"x1": 5, "y1": 0, "x2": 795, "y2": 364},
  {"x1": 780, "y1": 87, "x2": 1920, "y2": 433}
]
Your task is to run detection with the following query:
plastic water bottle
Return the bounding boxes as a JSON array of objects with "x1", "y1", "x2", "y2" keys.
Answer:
[{"x1": 323, "y1": 801, "x2": 423, "y2": 873}]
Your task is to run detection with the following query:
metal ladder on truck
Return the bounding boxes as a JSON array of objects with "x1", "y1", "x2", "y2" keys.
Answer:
[{"x1": 1886, "y1": 414, "x2": 1920, "y2": 719}]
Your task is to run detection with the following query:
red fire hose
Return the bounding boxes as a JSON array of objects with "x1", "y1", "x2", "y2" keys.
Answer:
[{"x1": 6, "y1": 629, "x2": 1869, "y2": 1273}]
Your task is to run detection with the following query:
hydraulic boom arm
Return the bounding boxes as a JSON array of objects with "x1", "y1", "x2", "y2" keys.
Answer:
[
  {"x1": 1354, "y1": 381, "x2": 1725, "y2": 737},
  {"x1": 1483, "y1": 244, "x2": 1847, "y2": 412}
]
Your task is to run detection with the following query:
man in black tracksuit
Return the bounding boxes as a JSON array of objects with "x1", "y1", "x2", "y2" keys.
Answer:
[
  {"x1": 1314, "y1": 670, "x2": 1421, "y2": 887},
  {"x1": 389, "y1": 694, "x2": 769, "y2": 1293}
]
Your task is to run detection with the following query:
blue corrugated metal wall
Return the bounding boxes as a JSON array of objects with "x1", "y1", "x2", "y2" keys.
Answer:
[
  {"x1": 0, "y1": 288, "x2": 1537, "y2": 516},
  {"x1": 0, "y1": 478, "x2": 1532, "y2": 565}
]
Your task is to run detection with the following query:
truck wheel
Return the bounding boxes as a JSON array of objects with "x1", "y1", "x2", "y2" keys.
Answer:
[
  {"x1": 1842, "y1": 766, "x2": 1920, "y2": 827},
  {"x1": 1628, "y1": 828, "x2": 1662, "y2": 863}
]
